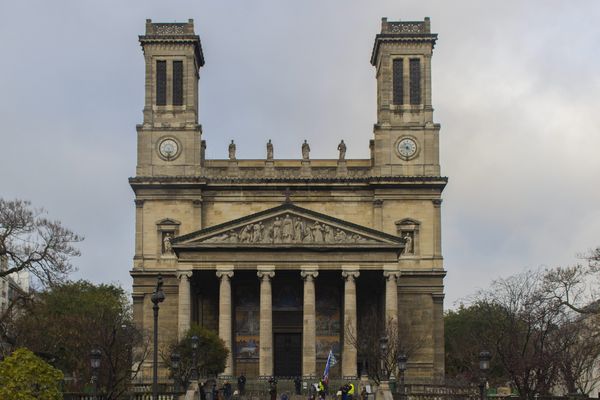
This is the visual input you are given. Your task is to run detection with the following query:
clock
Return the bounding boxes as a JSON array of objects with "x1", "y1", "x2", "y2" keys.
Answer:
[
  {"x1": 158, "y1": 138, "x2": 179, "y2": 160},
  {"x1": 396, "y1": 137, "x2": 418, "y2": 160}
]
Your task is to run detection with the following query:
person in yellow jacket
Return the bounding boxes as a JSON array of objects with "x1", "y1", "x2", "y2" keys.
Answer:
[{"x1": 347, "y1": 383, "x2": 355, "y2": 400}]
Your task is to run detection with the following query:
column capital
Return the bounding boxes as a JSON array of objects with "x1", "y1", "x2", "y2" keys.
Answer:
[
  {"x1": 257, "y1": 270, "x2": 275, "y2": 281},
  {"x1": 383, "y1": 271, "x2": 401, "y2": 281},
  {"x1": 216, "y1": 270, "x2": 234, "y2": 280},
  {"x1": 342, "y1": 270, "x2": 360, "y2": 281},
  {"x1": 432, "y1": 199, "x2": 443, "y2": 207},
  {"x1": 301, "y1": 270, "x2": 319, "y2": 281},
  {"x1": 177, "y1": 270, "x2": 193, "y2": 280},
  {"x1": 134, "y1": 199, "x2": 145, "y2": 208}
]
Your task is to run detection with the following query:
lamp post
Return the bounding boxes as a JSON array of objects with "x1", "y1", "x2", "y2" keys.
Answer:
[
  {"x1": 479, "y1": 351, "x2": 491, "y2": 400},
  {"x1": 376, "y1": 336, "x2": 392, "y2": 400},
  {"x1": 90, "y1": 348, "x2": 102, "y2": 399},
  {"x1": 151, "y1": 275, "x2": 166, "y2": 400},
  {"x1": 397, "y1": 354, "x2": 407, "y2": 398},
  {"x1": 191, "y1": 335, "x2": 199, "y2": 382},
  {"x1": 171, "y1": 352, "x2": 181, "y2": 394}
]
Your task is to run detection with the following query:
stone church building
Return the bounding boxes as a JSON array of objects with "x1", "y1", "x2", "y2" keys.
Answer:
[{"x1": 130, "y1": 18, "x2": 446, "y2": 382}]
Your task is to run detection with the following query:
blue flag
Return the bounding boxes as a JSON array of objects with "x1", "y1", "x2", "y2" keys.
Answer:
[{"x1": 322, "y1": 350, "x2": 337, "y2": 384}]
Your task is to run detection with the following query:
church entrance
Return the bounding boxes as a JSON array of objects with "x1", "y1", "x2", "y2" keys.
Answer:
[{"x1": 274, "y1": 333, "x2": 302, "y2": 377}]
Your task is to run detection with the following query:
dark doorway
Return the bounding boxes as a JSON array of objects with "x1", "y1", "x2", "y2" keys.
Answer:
[{"x1": 274, "y1": 333, "x2": 302, "y2": 377}]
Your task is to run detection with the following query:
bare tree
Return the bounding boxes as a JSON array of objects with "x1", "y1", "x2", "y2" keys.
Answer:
[
  {"x1": 0, "y1": 198, "x2": 82, "y2": 285},
  {"x1": 475, "y1": 269, "x2": 563, "y2": 400},
  {"x1": 346, "y1": 312, "x2": 422, "y2": 384}
]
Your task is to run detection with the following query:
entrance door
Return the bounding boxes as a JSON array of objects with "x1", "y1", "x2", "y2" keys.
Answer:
[{"x1": 274, "y1": 333, "x2": 302, "y2": 377}]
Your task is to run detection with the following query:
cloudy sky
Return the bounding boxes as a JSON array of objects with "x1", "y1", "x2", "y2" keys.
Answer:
[{"x1": 1, "y1": 1, "x2": 599, "y2": 308}]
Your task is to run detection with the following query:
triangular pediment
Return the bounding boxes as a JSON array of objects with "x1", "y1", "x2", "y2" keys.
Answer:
[{"x1": 172, "y1": 203, "x2": 404, "y2": 250}]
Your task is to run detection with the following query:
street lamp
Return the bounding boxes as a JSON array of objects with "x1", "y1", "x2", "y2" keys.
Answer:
[
  {"x1": 90, "y1": 348, "x2": 102, "y2": 398},
  {"x1": 151, "y1": 275, "x2": 166, "y2": 400},
  {"x1": 397, "y1": 354, "x2": 407, "y2": 397},
  {"x1": 171, "y1": 352, "x2": 181, "y2": 394},
  {"x1": 191, "y1": 335, "x2": 199, "y2": 382},
  {"x1": 379, "y1": 336, "x2": 389, "y2": 378},
  {"x1": 479, "y1": 351, "x2": 491, "y2": 400}
]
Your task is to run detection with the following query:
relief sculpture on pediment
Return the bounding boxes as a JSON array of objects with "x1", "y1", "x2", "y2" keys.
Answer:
[{"x1": 202, "y1": 213, "x2": 378, "y2": 245}]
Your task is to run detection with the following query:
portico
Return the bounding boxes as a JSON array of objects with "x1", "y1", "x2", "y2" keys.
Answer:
[{"x1": 171, "y1": 203, "x2": 405, "y2": 379}]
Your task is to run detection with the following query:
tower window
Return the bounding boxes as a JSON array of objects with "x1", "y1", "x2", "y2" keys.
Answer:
[
  {"x1": 392, "y1": 58, "x2": 403, "y2": 105},
  {"x1": 172, "y1": 61, "x2": 184, "y2": 106},
  {"x1": 156, "y1": 60, "x2": 167, "y2": 106},
  {"x1": 409, "y1": 58, "x2": 421, "y2": 105}
]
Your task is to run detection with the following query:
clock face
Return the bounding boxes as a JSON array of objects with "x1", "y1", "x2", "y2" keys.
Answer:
[
  {"x1": 397, "y1": 137, "x2": 417, "y2": 159},
  {"x1": 159, "y1": 139, "x2": 179, "y2": 159}
]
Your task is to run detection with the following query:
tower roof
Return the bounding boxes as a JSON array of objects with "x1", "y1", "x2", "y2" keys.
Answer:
[
  {"x1": 370, "y1": 17, "x2": 438, "y2": 66},
  {"x1": 139, "y1": 19, "x2": 204, "y2": 67}
]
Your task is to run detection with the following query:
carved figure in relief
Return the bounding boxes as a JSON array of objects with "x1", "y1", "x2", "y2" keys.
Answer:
[
  {"x1": 282, "y1": 215, "x2": 293, "y2": 241},
  {"x1": 337, "y1": 140, "x2": 346, "y2": 161},
  {"x1": 303, "y1": 225, "x2": 314, "y2": 243},
  {"x1": 240, "y1": 225, "x2": 252, "y2": 242},
  {"x1": 324, "y1": 225, "x2": 335, "y2": 243},
  {"x1": 334, "y1": 229, "x2": 347, "y2": 242},
  {"x1": 273, "y1": 217, "x2": 282, "y2": 242},
  {"x1": 163, "y1": 232, "x2": 173, "y2": 253},
  {"x1": 301, "y1": 140, "x2": 310, "y2": 160},
  {"x1": 266, "y1": 139, "x2": 273, "y2": 160},
  {"x1": 312, "y1": 222, "x2": 324, "y2": 242},
  {"x1": 294, "y1": 218, "x2": 303, "y2": 242},
  {"x1": 229, "y1": 230, "x2": 239, "y2": 243},
  {"x1": 403, "y1": 232, "x2": 413, "y2": 254},
  {"x1": 252, "y1": 223, "x2": 263, "y2": 242},
  {"x1": 228, "y1": 140, "x2": 236, "y2": 160}
]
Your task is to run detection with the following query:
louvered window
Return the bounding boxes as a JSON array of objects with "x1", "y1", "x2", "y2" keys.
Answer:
[
  {"x1": 409, "y1": 58, "x2": 421, "y2": 105},
  {"x1": 172, "y1": 61, "x2": 184, "y2": 106},
  {"x1": 156, "y1": 60, "x2": 167, "y2": 106},
  {"x1": 392, "y1": 58, "x2": 403, "y2": 105}
]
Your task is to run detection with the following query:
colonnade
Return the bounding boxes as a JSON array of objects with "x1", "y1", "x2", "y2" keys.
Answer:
[{"x1": 176, "y1": 266, "x2": 401, "y2": 378}]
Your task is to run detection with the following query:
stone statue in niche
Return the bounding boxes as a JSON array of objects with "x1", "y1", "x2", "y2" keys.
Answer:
[
  {"x1": 228, "y1": 140, "x2": 236, "y2": 160},
  {"x1": 403, "y1": 232, "x2": 414, "y2": 255},
  {"x1": 266, "y1": 139, "x2": 274, "y2": 160},
  {"x1": 337, "y1": 140, "x2": 346, "y2": 161},
  {"x1": 163, "y1": 232, "x2": 173, "y2": 254},
  {"x1": 301, "y1": 140, "x2": 310, "y2": 160}
]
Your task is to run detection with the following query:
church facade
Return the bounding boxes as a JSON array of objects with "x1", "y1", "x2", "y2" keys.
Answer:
[{"x1": 130, "y1": 18, "x2": 446, "y2": 382}]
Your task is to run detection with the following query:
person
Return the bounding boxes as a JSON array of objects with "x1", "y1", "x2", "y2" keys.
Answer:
[
  {"x1": 223, "y1": 380, "x2": 232, "y2": 400},
  {"x1": 294, "y1": 376, "x2": 302, "y2": 395},
  {"x1": 212, "y1": 383, "x2": 218, "y2": 400},
  {"x1": 237, "y1": 373, "x2": 246, "y2": 395},
  {"x1": 347, "y1": 382, "x2": 355, "y2": 400},
  {"x1": 268, "y1": 376, "x2": 278, "y2": 400},
  {"x1": 317, "y1": 380, "x2": 326, "y2": 400},
  {"x1": 360, "y1": 387, "x2": 367, "y2": 400},
  {"x1": 341, "y1": 384, "x2": 349, "y2": 400}
]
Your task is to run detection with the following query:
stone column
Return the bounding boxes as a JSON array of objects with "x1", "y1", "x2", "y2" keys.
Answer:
[
  {"x1": 216, "y1": 268, "x2": 234, "y2": 377},
  {"x1": 301, "y1": 269, "x2": 319, "y2": 378},
  {"x1": 177, "y1": 270, "x2": 193, "y2": 340},
  {"x1": 383, "y1": 270, "x2": 401, "y2": 326},
  {"x1": 257, "y1": 267, "x2": 275, "y2": 377},
  {"x1": 342, "y1": 269, "x2": 360, "y2": 378}
]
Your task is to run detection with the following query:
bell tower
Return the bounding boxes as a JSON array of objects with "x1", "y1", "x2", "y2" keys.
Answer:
[
  {"x1": 371, "y1": 17, "x2": 440, "y2": 176},
  {"x1": 136, "y1": 19, "x2": 205, "y2": 176}
]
